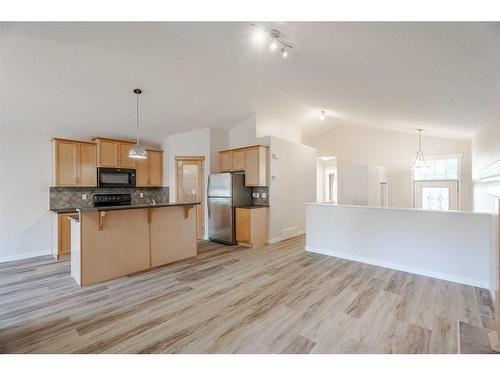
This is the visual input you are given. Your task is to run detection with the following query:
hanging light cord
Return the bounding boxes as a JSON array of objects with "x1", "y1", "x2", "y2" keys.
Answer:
[{"x1": 136, "y1": 92, "x2": 140, "y2": 146}]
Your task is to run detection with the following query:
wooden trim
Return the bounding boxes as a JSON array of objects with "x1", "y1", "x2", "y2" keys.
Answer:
[
  {"x1": 52, "y1": 138, "x2": 96, "y2": 145},
  {"x1": 175, "y1": 156, "x2": 206, "y2": 161},
  {"x1": 98, "y1": 212, "x2": 106, "y2": 231},
  {"x1": 184, "y1": 205, "x2": 194, "y2": 219},
  {"x1": 218, "y1": 144, "x2": 269, "y2": 153}
]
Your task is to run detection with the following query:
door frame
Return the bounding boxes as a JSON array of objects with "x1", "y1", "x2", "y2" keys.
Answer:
[
  {"x1": 175, "y1": 156, "x2": 206, "y2": 239},
  {"x1": 413, "y1": 179, "x2": 459, "y2": 211}
]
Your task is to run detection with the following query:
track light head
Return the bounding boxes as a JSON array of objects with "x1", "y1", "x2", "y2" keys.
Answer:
[
  {"x1": 319, "y1": 111, "x2": 326, "y2": 121},
  {"x1": 281, "y1": 47, "x2": 288, "y2": 58}
]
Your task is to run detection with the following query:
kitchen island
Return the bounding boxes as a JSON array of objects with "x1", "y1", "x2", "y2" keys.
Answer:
[{"x1": 69, "y1": 202, "x2": 200, "y2": 286}]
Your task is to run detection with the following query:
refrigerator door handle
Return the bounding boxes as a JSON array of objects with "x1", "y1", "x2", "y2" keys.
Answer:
[{"x1": 207, "y1": 175, "x2": 211, "y2": 218}]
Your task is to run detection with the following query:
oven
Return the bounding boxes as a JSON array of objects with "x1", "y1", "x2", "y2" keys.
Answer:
[{"x1": 97, "y1": 168, "x2": 136, "y2": 188}]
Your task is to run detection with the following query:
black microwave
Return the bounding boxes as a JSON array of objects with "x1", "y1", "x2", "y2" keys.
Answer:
[{"x1": 97, "y1": 168, "x2": 136, "y2": 188}]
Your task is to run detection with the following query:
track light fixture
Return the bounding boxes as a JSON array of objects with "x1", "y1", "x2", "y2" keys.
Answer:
[
  {"x1": 319, "y1": 111, "x2": 326, "y2": 121},
  {"x1": 251, "y1": 24, "x2": 294, "y2": 59}
]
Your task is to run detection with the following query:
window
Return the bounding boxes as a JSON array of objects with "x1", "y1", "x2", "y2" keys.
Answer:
[
  {"x1": 413, "y1": 157, "x2": 458, "y2": 181},
  {"x1": 412, "y1": 154, "x2": 461, "y2": 211}
]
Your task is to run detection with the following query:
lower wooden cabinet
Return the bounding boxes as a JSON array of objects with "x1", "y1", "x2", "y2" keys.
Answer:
[
  {"x1": 58, "y1": 213, "x2": 73, "y2": 256},
  {"x1": 235, "y1": 207, "x2": 268, "y2": 247}
]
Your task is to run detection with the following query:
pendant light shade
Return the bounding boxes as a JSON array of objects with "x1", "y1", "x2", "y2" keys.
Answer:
[
  {"x1": 129, "y1": 88, "x2": 148, "y2": 160},
  {"x1": 412, "y1": 128, "x2": 429, "y2": 169}
]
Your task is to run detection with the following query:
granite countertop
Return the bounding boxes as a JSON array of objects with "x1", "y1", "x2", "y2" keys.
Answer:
[
  {"x1": 235, "y1": 205, "x2": 269, "y2": 209},
  {"x1": 77, "y1": 201, "x2": 201, "y2": 212},
  {"x1": 50, "y1": 201, "x2": 200, "y2": 213}
]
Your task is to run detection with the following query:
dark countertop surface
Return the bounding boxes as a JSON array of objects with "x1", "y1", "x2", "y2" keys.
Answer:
[
  {"x1": 50, "y1": 202, "x2": 200, "y2": 213},
  {"x1": 78, "y1": 201, "x2": 201, "y2": 212},
  {"x1": 235, "y1": 205, "x2": 269, "y2": 209}
]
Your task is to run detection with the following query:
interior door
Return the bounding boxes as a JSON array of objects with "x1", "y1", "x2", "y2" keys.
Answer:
[
  {"x1": 208, "y1": 197, "x2": 233, "y2": 243},
  {"x1": 414, "y1": 180, "x2": 458, "y2": 211},
  {"x1": 176, "y1": 157, "x2": 205, "y2": 239}
]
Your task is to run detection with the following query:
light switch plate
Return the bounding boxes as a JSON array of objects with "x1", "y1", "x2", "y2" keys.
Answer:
[
  {"x1": 140, "y1": 192, "x2": 144, "y2": 198},
  {"x1": 82, "y1": 194, "x2": 87, "y2": 200}
]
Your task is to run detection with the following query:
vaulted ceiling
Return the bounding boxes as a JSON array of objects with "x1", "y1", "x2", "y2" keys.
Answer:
[{"x1": 1, "y1": 22, "x2": 500, "y2": 143}]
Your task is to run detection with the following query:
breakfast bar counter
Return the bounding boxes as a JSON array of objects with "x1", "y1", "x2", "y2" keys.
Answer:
[{"x1": 71, "y1": 202, "x2": 200, "y2": 286}]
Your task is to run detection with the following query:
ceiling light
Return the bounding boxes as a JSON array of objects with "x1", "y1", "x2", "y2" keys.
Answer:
[
  {"x1": 281, "y1": 47, "x2": 288, "y2": 58},
  {"x1": 129, "y1": 88, "x2": 148, "y2": 160},
  {"x1": 319, "y1": 111, "x2": 326, "y2": 121},
  {"x1": 317, "y1": 156, "x2": 336, "y2": 161},
  {"x1": 412, "y1": 129, "x2": 429, "y2": 169},
  {"x1": 253, "y1": 27, "x2": 266, "y2": 44}
]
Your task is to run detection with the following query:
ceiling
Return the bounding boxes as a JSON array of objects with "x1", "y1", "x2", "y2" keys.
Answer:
[{"x1": 1, "y1": 22, "x2": 500, "y2": 144}]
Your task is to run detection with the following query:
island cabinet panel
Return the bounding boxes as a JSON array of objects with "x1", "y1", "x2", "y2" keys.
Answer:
[
  {"x1": 118, "y1": 142, "x2": 136, "y2": 169},
  {"x1": 78, "y1": 143, "x2": 97, "y2": 187},
  {"x1": 150, "y1": 205, "x2": 197, "y2": 267},
  {"x1": 97, "y1": 138, "x2": 119, "y2": 167},
  {"x1": 55, "y1": 140, "x2": 78, "y2": 186},
  {"x1": 148, "y1": 150, "x2": 163, "y2": 187},
  {"x1": 80, "y1": 209, "x2": 151, "y2": 286}
]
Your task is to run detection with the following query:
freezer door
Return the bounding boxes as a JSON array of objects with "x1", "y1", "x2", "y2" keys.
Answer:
[
  {"x1": 208, "y1": 197, "x2": 234, "y2": 244},
  {"x1": 208, "y1": 173, "x2": 232, "y2": 197}
]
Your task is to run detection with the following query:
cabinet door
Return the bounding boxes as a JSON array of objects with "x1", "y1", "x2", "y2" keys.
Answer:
[
  {"x1": 58, "y1": 214, "x2": 72, "y2": 255},
  {"x1": 118, "y1": 142, "x2": 136, "y2": 169},
  {"x1": 232, "y1": 149, "x2": 246, "y2": 171},
  {"x1": 97, "y1": 139, "x2": 118, "y2": 167},
  {"x1": 148, "y1": 150, "x2": 163, "y2": 187},
  {"x1": 78, "y1": 143, "x2": 97, "y2": 187},
  {"x1": 245, "y1": 147, "x2": 268, "y2": 187},
  {"x1": 55, "y1": 141, "x2": 78, "y2": 186},
  {"x1": 219, "y1": 151, "x2": 232, "y2": 172},
  {"x1": 235, "y1": 208, "x2": 251, "y2": 243},
  {"x1": 135, "y1": 158, "x2": 149, "y2": 187}
]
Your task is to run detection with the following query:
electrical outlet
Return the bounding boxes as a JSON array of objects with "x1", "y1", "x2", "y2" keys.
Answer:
[
  {"x1": 140, "y1": 192, "x2": 144, "y2": 198},
  {"x1": 82, "y1": 194, "x2": 87, "y2": 200},
  {"x1": 262, "y1": 192, "x2": 267, "y2": 199},
  {"x1": 252, "y1": 192, "x2": 259, "y2": 198}
]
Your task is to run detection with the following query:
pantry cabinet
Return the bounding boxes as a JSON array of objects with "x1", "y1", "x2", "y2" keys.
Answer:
[
  {"x1": 218, "y1": 145, "x2": 268, "y2": 186},
  {"x1": 53, "y1": 138, "x2": 97, "y2": 187}
]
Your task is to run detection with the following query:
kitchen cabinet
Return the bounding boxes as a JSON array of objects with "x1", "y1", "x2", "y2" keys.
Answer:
[
  {"x1": 232, "y1": 149, "x2": 246, "y2": 171},
  {"x1": 136, "y1": 149, "x2": 163, "y2": 187},
  {"x1": 219, "y1": 151, "x2": 232, "y2": 172},
  {"x1": 53, "y1": 138, "x2": 97, "y2": 187},
  {"x1": 235, "y1": 207, "x2": 268, "y2": 247},
  {"x1": 218, "y1": 145, "x2": 268, "y2": 186},
  {"x1": 94, "y1": 138, "x2": 136, "y2": 168},
  {"x1": 58, "y1": 213, "x2": 73, "y2": 256}
]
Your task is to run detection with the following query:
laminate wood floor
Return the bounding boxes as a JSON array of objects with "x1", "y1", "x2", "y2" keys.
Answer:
[{"x1": 0, "y1": 235, "x2": 495, "y2": 354}]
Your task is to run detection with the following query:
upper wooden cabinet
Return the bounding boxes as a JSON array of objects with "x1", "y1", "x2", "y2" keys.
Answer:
[
  {"x1": 93, "y1": 138, "x2": 137, "y2": 169},
  {"x1": 53, "y1": 139, "x2": 97, "y2": 187},
  {"x1": 136, "y1": 149, "x2": 163, "y2": 187},
  {"x1": 218, "y1": 145, "x2": 268, "y2": 186}
]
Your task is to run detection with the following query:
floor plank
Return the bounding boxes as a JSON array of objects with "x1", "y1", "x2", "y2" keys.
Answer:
[{"x1": 0, "y1": 235, "x2": 494, "y2": 354}]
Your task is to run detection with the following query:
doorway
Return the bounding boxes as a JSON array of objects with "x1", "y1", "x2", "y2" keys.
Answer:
[
  {"x1": 175, "y1": 156, "x2": 205, "y2": 239},
  {"x1": 414, "y1": 180, "x2": 459, "y2": 211}
]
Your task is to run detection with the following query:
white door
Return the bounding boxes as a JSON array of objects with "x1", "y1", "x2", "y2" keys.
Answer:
[{"x1": 414, "y1": 180, "x2": 458, "y2": 211}]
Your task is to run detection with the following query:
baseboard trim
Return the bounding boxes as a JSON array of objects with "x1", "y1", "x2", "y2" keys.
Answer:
[
  {"x1": 0, "y1": 249, "x2": 52, "y2": 264},
  {"x1": 267, "y1": 229, "x2": 306, "y2": 245},
  {"x1": 305, "y1": 246, "x2": 489, "y2": 289}
]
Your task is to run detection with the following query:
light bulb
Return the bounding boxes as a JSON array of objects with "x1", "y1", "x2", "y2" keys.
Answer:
[
  {"x1": 270, "y1": 39, "x2": 278, "y2": 50},
  {"x1": 281, "y1": 47, "x2": 288, "y2": 58},
  {"x1": 319, "y1": 111, "x2": 326, "y2": 121}
]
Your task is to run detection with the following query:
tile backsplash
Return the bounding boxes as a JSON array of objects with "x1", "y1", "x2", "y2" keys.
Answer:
[
  {"x1": 252, "y1": 187, "x2": 269, "y2": 206},
  {"x1": 50, "y1": 187, "x2": 169, "y2": 210}
]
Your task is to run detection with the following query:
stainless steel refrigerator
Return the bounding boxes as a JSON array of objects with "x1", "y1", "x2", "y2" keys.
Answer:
[{"x1": 207, "y1": 172, "x2": 253, "y2": 244}]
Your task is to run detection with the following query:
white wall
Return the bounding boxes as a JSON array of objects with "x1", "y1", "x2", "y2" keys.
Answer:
[
  {"x1": 307, "y1": 125, "x2": 472, "y2": 211},
  {"x1": 268, "y1": 136, "x2": 317, "y2": 243},
  {"x1": 210, "y1": 128, "x2": 229, "y2": 173},
  {"x1": 316, "y1": 158, "x2": 337, "y2": 202},
  {"x1": 306, "y1": 203, "x2": 493, "y2": 288},
  {"x1": 228, "y1": 113, "x2": 259, "y2": 148},
  {"x1": 256, "y1": 113, "x2": 302, "y2": 144},
  {"x1": 0, "y1": 127, "x2": 53, "y2": 262}
]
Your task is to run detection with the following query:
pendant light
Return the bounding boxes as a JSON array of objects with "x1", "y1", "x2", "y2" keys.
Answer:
[
  {"x1": 412, "y1": 128, "x2": 428, "y2": 169},
  {"x1": 129, "y1": 88, "x2": 148, "y2": 159}
]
